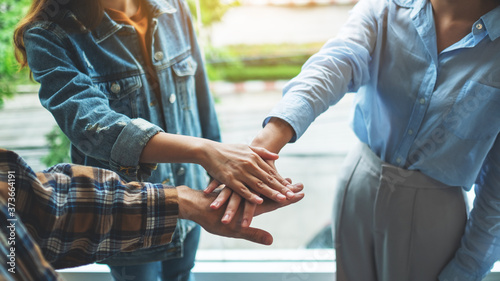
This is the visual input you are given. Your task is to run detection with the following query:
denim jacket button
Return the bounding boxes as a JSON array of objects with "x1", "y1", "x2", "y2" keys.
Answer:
[
  {"x1": 154, "y1": 51, "x2": 164, "y2": 61},
  {"x1": 111, "y1": 83, "x2": 121, "y2": 94},
  {"x1": 169, "y1": 93, "x2": 176, "y2": 103}
]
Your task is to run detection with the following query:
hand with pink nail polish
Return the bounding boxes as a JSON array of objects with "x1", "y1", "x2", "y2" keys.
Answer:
[
  {"x1": 202, "y1": 142, "x2": 296, "y2": 205},
  {"x1": 178, "y1": 185, "x2": 305, "y2": 245}
]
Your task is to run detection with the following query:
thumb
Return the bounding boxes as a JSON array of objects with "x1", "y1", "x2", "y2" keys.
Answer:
[
  {"x1": 250, "y1": 146, "x2": 279, "y2": 161},
  {"x1": 238, "y1": 227, "x2": 274, "y2": 245}
]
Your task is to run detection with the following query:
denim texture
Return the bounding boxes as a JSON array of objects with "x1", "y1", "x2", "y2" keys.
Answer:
[{"x1": 24, "y1": 0, "x2": 220, "y2": 265}]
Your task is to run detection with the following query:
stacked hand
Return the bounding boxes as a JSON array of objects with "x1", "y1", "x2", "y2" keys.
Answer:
[
  {"x1": 197, "y1": 117, "x2": 299, "y2": 231},
  {"x1": 203, "y1": 144, "x2": 300, "y2": 228},
  {"x1": 178, "y1": 182, "x2": 304, "y2": 245},
  {"x1": 201, "y1": 143, "x2": 296, "y2": 204}
]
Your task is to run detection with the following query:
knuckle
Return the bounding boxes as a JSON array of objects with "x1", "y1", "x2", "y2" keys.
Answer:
[
  {"x1": 224, "y1": 171, "x2": 234, "y2": 182},
  {"x1": 249, "y1": 153, "x2": 258, "y2": 161},
  {"x1": 255, "y1": 181, "x2": 265, "y2": 190},
  {"x1": 242, "y1": 159, "x2": 254, "y2": 168},
  {"x1": 267, "y1": 169, "x2": 277, "y2": 177},
  {"x1": 266, "y1": 175, "x2": 275, "y2": 184}
]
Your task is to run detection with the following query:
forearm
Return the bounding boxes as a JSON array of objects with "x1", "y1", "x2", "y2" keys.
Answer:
[
  {"x1": 439, "y1": 186, "x2": 500, "y2": 281},
  {"x1": 140, "y1": 132, "x2": 210, "y2": 165},
  {"x1": 440, "y1": 136, "x2": 500, "y2": 280},
  {"x1": 29, "y1": 165, "x2": 178, "y2": 269},
  {"x1": 252, "y1": 117, "x2": 295, "y2": 153}
]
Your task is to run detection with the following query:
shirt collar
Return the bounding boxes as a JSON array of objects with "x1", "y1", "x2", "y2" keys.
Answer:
[
  {"x1": 394, "y1": 0, "x2": 500, "y2": 43},
  {"x1": 481, "y1": 5, "x2": 500, "y2": 41},
  {"x1": 93, "y1": 0, "x2": 177, "y2": 43},
  {"x1": 393, "y1": 0, "x2": 426, "y2": 9}
]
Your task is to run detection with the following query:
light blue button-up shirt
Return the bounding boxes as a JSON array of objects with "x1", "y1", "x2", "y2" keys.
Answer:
[{"x1": 267, "y1": 0, "x2": 500, "y2": 279}]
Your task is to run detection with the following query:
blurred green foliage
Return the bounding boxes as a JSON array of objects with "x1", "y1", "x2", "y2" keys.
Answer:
[
  {"x1": 0, "y1": 0, "x2": 31, "y2": 108},
  {"x1": 186, "y1": 0, "x2": 238, "y2": 27},
  {"x1": 42, "y1": 126, "x2": 72, "y2": 167},
  {"x1": 206, "y1": 42, "x2": 324, "y2": 82}
]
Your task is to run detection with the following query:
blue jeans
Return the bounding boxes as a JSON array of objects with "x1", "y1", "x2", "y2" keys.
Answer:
[{"x1": 109, "y1": 225, "x2": 200, "y2": 281}]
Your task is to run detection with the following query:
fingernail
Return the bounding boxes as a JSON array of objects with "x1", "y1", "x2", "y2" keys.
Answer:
[
  {"x1": 277, "y1": 193, "x2": 286, "y2": 200},
  {"x1": 222, "y1": 214, "x2": 230, "y2": 223},
  {"x1": 210, "y1": 202, "x2": 219, "y2": 209},
  {"x1": 254, "y1": 195, "x2": 264, "y2": 204},
  {"x1": 286, "y1": 191, "x2": 295, "y2": 198},
  {"x1": 242, "y1": 219, "x2": 249, "y2": 227}
]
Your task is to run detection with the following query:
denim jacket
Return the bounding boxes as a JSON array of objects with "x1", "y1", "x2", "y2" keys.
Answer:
[{"x1": 24, "y1": 0, "x2": 220, "y2": 264}]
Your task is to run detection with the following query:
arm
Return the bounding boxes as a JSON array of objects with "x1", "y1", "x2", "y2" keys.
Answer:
[
  {"x1": 266, "y1": 0, "x2": 377, "y2": 141},
  {"x1": 209, "y1": 0, "x2": 381, "y2": 223},
  {"x1": 0, "y1": 190, "x2": 61, "y2": 281},
  {"x1": 25, "y1": 24, "x2": 292, "y2": 203},
  {"x1": 252, "y1": 117, "x2": 296, "y2": 153},
  {"x1": 439, "y1": 135, "x2": 500, "y2": 281},
  {"x1": 140, "y1": 132, "x2": 292, "y2": 204},
  {"x1": 0, "y1": 148, "x2": 178, "y2": 269},
  {"x1": 25, "y1": 24, "x2": 161, "y2": 182},
  {"x1": 0, "y1": 149, "x2": 304, "y2": 274}
]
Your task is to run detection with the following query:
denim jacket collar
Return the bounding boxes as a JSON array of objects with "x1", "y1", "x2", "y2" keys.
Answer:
[{"x1": 92, "y1": 0, "x2": 177, "y2": 43}]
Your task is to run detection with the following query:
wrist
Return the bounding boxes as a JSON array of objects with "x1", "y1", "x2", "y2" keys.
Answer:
[
  {"x1": 192, "y1": 138, "x2": 212, "y2": 168},
  {"x1": 177, "y1": 185, "x2": 197, "y2": 221},
  {"x1": 252, "y1": 117, "x2": 294, "y2": 153}
]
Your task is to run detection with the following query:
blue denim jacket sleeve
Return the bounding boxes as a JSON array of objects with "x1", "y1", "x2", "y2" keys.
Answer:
[
  {"x1": 439, "y1": 134, "x2": 500, "y2": 281},
  {"x1": 24, "y1": 24, "x2": 163, "y2": 177}
]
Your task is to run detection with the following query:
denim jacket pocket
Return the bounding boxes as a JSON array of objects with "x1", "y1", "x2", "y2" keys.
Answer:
[
  {"x1": 443, "y1": 80, "x2": 500, "y2": 140},
  {"x1": 95, "y1": 75, "x2": 142, "y2": 118},
  {"x1": 172, "y1": 55, "x2": 198, "y2": 110}
]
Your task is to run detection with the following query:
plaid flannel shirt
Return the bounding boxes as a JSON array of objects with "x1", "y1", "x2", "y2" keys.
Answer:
[{"x1": 0, "y1": 149, "x2": 179, "y2": 280}]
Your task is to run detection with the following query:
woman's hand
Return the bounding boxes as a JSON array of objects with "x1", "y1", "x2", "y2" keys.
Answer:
[
  {"x1": 210, "y1": 178, "x2": 302, "y2": 227},
  {"x1": 200, "y1": 142, "x2": 295, "y2": 204}
]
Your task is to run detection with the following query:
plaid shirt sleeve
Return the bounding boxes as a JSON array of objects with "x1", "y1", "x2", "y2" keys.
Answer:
[{"x1": 0, "y1": 149, "x2": 179, "y2": 274}]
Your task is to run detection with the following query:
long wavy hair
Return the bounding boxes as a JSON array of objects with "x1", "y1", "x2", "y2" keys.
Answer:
[{"x1": 14, "y1": 0, "x2": 104, "y2": 70}]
